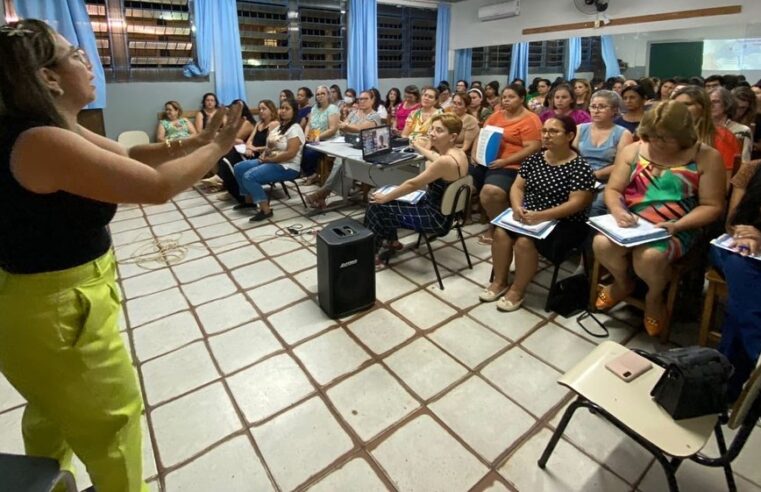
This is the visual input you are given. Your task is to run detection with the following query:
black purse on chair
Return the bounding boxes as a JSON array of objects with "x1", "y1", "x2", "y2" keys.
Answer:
[
  {"x1": 546, "y1": 273, "x2": 589, "y2": 317},
  {"x1": 648, "y1": 347, "x2": 734, "y2": 420}
]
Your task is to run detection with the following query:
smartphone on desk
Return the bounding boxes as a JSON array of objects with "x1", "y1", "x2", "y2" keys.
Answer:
[{"x1": 605, "y1": 350, "x2": 653, "y2": 382}]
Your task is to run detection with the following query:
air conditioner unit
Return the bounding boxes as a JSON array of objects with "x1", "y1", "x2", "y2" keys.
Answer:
[{"x1": 478, "y1": 0, "x2": 520, "y2": 22}]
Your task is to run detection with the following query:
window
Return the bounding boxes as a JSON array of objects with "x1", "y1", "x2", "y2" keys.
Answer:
[
  {"x1": 472, "y1": 44, "x2": 512, "y2": 76},
  {"x1": 529, "y1": 40, "x2": 566, "y2": 73},
  {"x1": 85, "y1": 0, "x2": 111, "y2": 68},
  {"x1": 578, "y1": 36, "x2": 603, "y2": 74},
  {"x1": 299, "y1": 5, "x2": 344, "y2": 79},
  {"x1": 124, "y1": 0, "x2": 193, "y2": 68},
  {"x1": 377, "y1": 5, "x2": 436, "y2": 79},
  {"x1": 238, "y1": 1, "x2": 290, "y2": 79}
]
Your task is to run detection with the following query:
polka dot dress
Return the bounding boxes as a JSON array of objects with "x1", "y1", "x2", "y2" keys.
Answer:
[{"x1": 519, "y1": 152, "x2": 596, "y2": 223}]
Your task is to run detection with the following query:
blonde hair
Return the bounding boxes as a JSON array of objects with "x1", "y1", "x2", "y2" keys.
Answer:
[
  {"x1": 431, "y1": 112, "x2": 463, "y2": 136},
  {"x1": 162, "y1": 100, "x2": 183, "y2": 119},
  {"x1": 637, "y1": 100, "x2": 698, "y2": 149},
  {"x1": 671, "y1": 85, "x2": 715, "y2": 146}
]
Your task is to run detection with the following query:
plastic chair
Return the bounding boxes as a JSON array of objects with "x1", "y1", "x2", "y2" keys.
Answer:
[
  {"x1": 538, "y1": 341, "x2": 761, "y2": 492},
  {"x1": 0, "y1": 453, "x2": 78, "y2": 492},
  {"x1": 117, "y1": 130, "x2": 150, "y2": 149}
]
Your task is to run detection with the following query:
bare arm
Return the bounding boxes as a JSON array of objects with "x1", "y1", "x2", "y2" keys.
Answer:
[
  {"x1": 726, "y1": 186, "x2": 746, "y2": 233},
  {"x1": 185, "y1": 118, "x2": 198, "y2": 136},
  {"x1": 508, "y1": 175, "x2": 526, "y2": 216},
  {"x1": 11, "y1": 105, "x2": 243, "y2": 205},
  {"x1": 156, "y1": 122, "x2": 166, "y2": 143},
  {"x1": 489, "y1": 140, "x2": 541, "y2": 169},
  {"x1": 534, "y1": 190, "x2": 594, "y2": 221},
  {"x1": 604, "y1": 142, "x2": 638, "y2": 222},
  {"x1": 318, "y1": 113, "x2": 340, "y2": 141},
  {"x1": 461, "y1": 121, "x2": 478, "y2": 154},
  {"x1": 195, "y1": 112, "x2": 204, "y2": 132},
  {"x1": 665, "y1": 145, "x2": 725, "y2": 233},
  {"x1": 260, "y1": 136, "x2": 302, "y2": 164},
  {"x1": 371, "y1": 153, "x2": 463, "y2": 203}
]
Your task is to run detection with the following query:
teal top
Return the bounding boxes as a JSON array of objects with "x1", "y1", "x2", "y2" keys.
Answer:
[
  {"x1": 576, "y1": 123, "x2": 627, "y2": 172},
  {"x1": 309, "y1": 104, "x2": 339, "y2": 132},
  {"x1": 160, "y1": 118, "x2": 193, "y2": 141}
]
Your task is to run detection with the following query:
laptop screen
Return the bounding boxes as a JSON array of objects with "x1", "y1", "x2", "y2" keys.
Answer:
[{"x1": 361, "y1": 126, "x2": 391, "y2": 158}]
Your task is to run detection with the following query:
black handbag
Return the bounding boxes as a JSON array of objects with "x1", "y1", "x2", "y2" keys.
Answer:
[
  {"x1": 648, "y1": 347, "x2": 734, "y2": 420},
  {"x1": 546, "y1": 273, "x2": 589, "y2": 317}
]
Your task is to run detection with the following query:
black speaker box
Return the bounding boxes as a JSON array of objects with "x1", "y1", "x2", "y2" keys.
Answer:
[{"x1": 317, "y1": 218, "x2": 375, "y2": 318}]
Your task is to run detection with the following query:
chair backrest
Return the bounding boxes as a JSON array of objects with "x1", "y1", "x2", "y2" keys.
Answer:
[
  {"x1": 117, "y1": 131, "x2": 150, "y2": 149},
  {"x1": 729, "y1": 356, "x2": 761, "y2": 429},
  {"x1": 440, "y1": 175, "x2": 473, "y2": 217}
]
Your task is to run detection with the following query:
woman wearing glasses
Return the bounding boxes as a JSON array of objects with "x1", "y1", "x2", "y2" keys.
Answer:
[
  {"x1": 480, "y1": 116, "x2": 595, "y2": 311},
  {"x1": 0, "y1": 20, "x2": 242, "y2": 491},
  {"x1": 593, "y1": 100, "x2": 725, "y2": 336},
  {"x1": 573, "y1": 90, "x2": 633, "y2": 217}
]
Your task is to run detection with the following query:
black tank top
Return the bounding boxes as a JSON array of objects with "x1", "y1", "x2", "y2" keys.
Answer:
[{"x1": 0, "y1": 120, "x2": 117, "y2": 273}]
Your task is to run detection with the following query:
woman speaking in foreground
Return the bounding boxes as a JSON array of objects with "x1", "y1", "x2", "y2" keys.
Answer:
[{"x1": 0, "y1": 20, "x2": 242, "y2": 491}]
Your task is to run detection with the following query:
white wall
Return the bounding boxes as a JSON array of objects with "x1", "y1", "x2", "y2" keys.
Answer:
[
  {"x1": 451, "y1": 0, "x2": 761, "y2": 50},
  {"x1": 103, "y1": 77, "x2": 434, "y2": 139}
]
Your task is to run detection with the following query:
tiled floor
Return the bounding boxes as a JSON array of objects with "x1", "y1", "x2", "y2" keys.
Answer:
[{"x1": 1, "y1": 184, "x2": 760, "y2": 492}]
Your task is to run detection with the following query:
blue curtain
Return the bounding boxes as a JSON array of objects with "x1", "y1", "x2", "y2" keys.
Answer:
[
  {"x1": 509, "y1": 42, "x2": 528, "y2": 83},
  {"x1": 347, "y1": 0, "x2": 378, "y2": 92},
  {"x1": 15, "y1": 0, "x2": 107, "y2": 109},
  {"x1": 186, "y1": 0, "x2": 245, "y2": 104},
  {"x1": 564, "y1": 37, "x2": 582, "y2": 81},
  {"x1": 601, "y1": 35, "x2": 621, "y2": 79},
  {"x1": 454, "y1": 48, "x2": 472, "y2": 84},
  {"x1": 434, "y1": 4, "x2": 451, "y2": 85}
]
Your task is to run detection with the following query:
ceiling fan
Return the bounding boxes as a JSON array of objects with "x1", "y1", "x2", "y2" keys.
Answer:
[{"x1": 573, "y1": 0, "x2": 609, "y2": 15}]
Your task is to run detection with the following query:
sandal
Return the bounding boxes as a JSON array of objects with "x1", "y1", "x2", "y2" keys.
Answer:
[
  {"x1": 249, "y1": 209, "x2": 274, "y2": 222},
  {"x1": 595, "y1": 283, "x2": 634, "y2": 311},
  {"x1": 306, "y1": 193, "x2": 327, "y2": 210},
  {"x1": 477, "y1": 234, "x2": 493, "y2": 245},
  {"x1": 644, "y1": 316, "x2": 663, "y2": 337}
]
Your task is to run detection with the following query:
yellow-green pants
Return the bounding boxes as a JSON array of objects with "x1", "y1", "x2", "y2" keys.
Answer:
[{"x1": 0, "y1": 251, "x2": 148, "y2": 492}]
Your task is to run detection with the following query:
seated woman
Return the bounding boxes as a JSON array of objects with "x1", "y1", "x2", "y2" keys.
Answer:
[
  {"x1": 385, "y1": 87, "x2": 402, "y2": 127},
  {"x1": 411, "y1": 92, "x2": 479, "y2": 161},
  {"x1": 195, "y1": 92, "x2": 221, "y2": 131},
  {"x1": 527, "y1": 78, "x2": 551, "y2": 114},
  {"x1": 712, "y1": 160, "x2": 761, "y2": 399},
  {"x1": 203, "y1": 99, "x2": 255, "y2": 190},
  {"x1": 473, "y1": 84, "x2": 542, "y2": 243},
  {"x1": 614, "y1": 85, "x2": 647, "y2": 135},
  {"x1": 540, "y1": 84, "x2": 591, "y2": 125},
  {"x1": 401, "y1": 86, "x2": 443, "y2": 142},
  {"x1": 593, "y1": 100, "x2": 725, "y2": 336},
  {"x1": 364, "y1": 113, "x2": 469, "y2": 259},
  {"x1": 573, "y1": 78, "x2": 592, "y2": 111},
  {"x1": 573, "y1": 90, "x2": 633, "y2": 217},
  {"x1": 340, "y1": 88, "x2": 357, "y2": 121},
  {"x1": 233, "y1": 96, "x2": 305, "y2": 222},
  {"x1": 466, "y1": 88, "x2": 494, "y2": 127},
  {"x1": 710, "y1": 87, "x2": 752, "y2": 163},
  {"x1": 485, "y1": 81, "x2": 501, "y2": 109},
  {"x1": 301, "y1": 85, "x2": 340, "y2": 183},
  {"x1": 480, "y1": 116, "x2": 595, "y2": 311},
  {"x1": 305, "y1": 91, "x2": 382, "y2": 209},
  {"x1": 219, "y1": 99, "x2": 277, "y2": 202},
  {"x1": 156, "y1": 100, "x2": 197, "y2": 142},
  {"x1": 673, "y1": 85, "x2": 740, "y2": 187},
  {"x1": 394, "y1": 85, "x2": 421, "y2": 133}
]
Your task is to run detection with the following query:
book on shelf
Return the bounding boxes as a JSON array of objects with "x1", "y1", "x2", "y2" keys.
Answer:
[
  {"x1": 710, "y1": 233, "x2": 761, "y2": 261},
  {"x1": 375, "y1": 185, "x2": 426, "y2": 205},
  {"x1": 491, "y1": 208, "x2": 558, "y2": 239},
  {"x1": 588, "y1": 213, "x2": 671, "y2": 247}
]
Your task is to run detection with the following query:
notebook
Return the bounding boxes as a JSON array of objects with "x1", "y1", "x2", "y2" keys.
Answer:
[
  {"x1": 710, "y1": 233, "x2": 761, "y2": 261},
  {"x1": 588, "y1": 213, "x2": 671, "y2": 247},
  {"x1": 375, "y1": 185, "x2": 426, "y2": 205},
  {"x1": 491, "y1": 208, "x2": 558, "y2": 239}
]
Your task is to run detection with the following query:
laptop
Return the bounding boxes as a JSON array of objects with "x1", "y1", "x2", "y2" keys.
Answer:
[{"x1": 360, "y1": 126, "x2": 417, "y2": 166}]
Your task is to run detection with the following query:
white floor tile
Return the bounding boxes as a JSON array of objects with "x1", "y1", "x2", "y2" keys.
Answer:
[
  {"x1": 152, "y1": 219, "x2": 192, "y2": 236},
  {"x1": 132, "y1": 311, "x2": 202, "y2": 362},
  {"x1": 499, "y1": 428, "x2": 630, "y2": 491},
  {"x1": 141, "y1": 341, "x2": 218, "y2": 406},
  {"x1": 208, "y1": 320, "x2": 282, "y2": 375},
  {"x1": 258, "y1": 237, "x2": 302, "y2": 256},
  {"x1": 227, "y1": 354, "x2": 315, "y2": 424},
  {"x1": 143, "y1": 202, "x2": 178, "y2": 216},
  {"x1": 125, "y1": 287, "x2": 189, "y2": 328},
  {"x1": 384, "y1": 337, "x2": 468, "y2": 400},
  {"x1": 196, "y1": 222, "x2": 238, "y2": 240},
  {"x1": 164, "y1": 436, "x2": 274, "y2": 492},
  {"x1": 181, "y1": 273, "x2": 238, "y2": 307},
  {"x1": 638, "y1": 457, "x2": 761, "y2": 492},
  {"x1": 523, "y1": 323, "x2": 596, "y2": 372},
  {"x1": 216, "y1": 244, "x2": 264, "y2": 270},
  {"x1": 268, "y1": 300, "x2": 336, "y2": 345},
  {"x1": 293, "y1": 267, "x2": 318, "y2": 294},
  {"x1": 468, "y1": 304, "x2": 545, "y2": 342},
  {"x1": 0, "y1": 373, "x2": 24, "y2": 413},
  {"x1": 251, "y1": 397, "x2": 354, "y2": 491},
  {"x1": 151, "y1": 383, "x2": 241, "y2": 468},
  {"x1": 372, "y1": 414, "x2": 488, "y2": 491},
  {"x1": 121, "y1": 268, "x2": 177, "y2": 300},
  {"x1": 306, "y1": 457, "x2": 388, "y2": 492},
  {"x1": 430, "y1": 317, "x2": 509, "y2": 369},
  {"x1": 327, "y1": 364, "x2": 418, "y2": 442},
  {"x1": 347, "y1": 308, "x2": 416, "y2": 355},
  {"x1": 431, "y1": 376, "x2": 535, "y2": 463},
  {"x1": 0, "y1": 406, "x2": 24, "y2": 454},
  {"x1": 390, "y1": 291, "x2": 457, "y2": 331},
  {"x1": 426, "y1": 273, "x2": 482, "y2": 310},
  {"x1": 231, "y1": 259, "x2": 285, "y2": 290},
  {"x1": 187, "y1": 211, "x2": 228, "y2": 229},
  {"x1": 393, "y1": 256, "x2": 453, "y2": 286},
  {"x1": 375, "y1": 268, "x2": 418, "y2": 303},
  {"x1": 195, "y1": 294, "x2": 258, "y2": 335},
  {"x1": 273, "y1": 248, "x2": 317, "y2": 273},
  {"x1": 294, "y1": 328, "x2": 371, "y2": 386},
  {"x1": 204, "y1": 232, "x2": 250, "y2": 254},
  {"x1": 172, "y1": 256, "x2": 224, "y2": 284},
  {"x1": 481, "y1": 348, "x2": 568, "y2": 418},
  {"x1": 147, "y1": 210, "x2": 184, "y2": 226},
  {"x1": 248, "y1": 277, "x2": 308, "y2": 314}
]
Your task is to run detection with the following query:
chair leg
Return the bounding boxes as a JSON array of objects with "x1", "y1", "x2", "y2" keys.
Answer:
[
  {"x1": 698, "y1": 281, "x2": 717, "y2": 346},
  {"x1": 291, "y1": 181, "x2": 308, "y2": 208},
  {"x1": 416, "y1": 233, "x2": 422, "y2": 249},
  {"x1": 423, "y1": 235, "x2": 444, "y2": 290},
  {"x1": 538, "y1": 396, "x2": 585, "y2": 468},
  {"x1": 456, "y1": 225, "x2": 473, "y2": 269},
  {"x1": 713, "y1": 423, "x2": 737, "y2": 491},
  {"x1": 545, "y1": 262, "x2": 562, "y2": 312},
  {"x1": 280, "y1": 182, "x2": 292, "y2": 199}
]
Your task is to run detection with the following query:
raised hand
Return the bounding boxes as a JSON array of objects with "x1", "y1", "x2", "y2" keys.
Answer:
[{"x1": 212, "y1": 103, "x2": 244, "y2": 154}]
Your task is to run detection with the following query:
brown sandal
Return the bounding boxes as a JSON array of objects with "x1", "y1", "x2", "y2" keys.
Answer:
[{"x1": 595, "y1": 283, "x2": 634, "y2": 311}]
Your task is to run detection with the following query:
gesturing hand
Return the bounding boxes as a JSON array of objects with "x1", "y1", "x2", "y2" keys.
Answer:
[{"x1": 210, "y1": 103, "x2": 244, "y2": 154}]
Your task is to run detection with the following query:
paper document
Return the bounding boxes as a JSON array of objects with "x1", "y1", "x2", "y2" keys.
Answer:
[
  {"x1": 710, "y1": 233, "x2": 761, "y2": 261},
  {"x1": 491, "y1": 208, "x2": 558, "y2": 239},
  {"x1": 474, "y1": 125, "x2": 504, "y2": 166},
  {"x1": 588, "y1": 213, "x2": 671, "y2": 247},
  {"x1": 376, "y1": 185, "x2": 426, "y2": 205},
  {"x1": 234, "y1": 143, "x2": 247, "y2": 154}
]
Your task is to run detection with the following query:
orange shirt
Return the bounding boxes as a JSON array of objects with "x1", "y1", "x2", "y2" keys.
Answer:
[
  {"x1": 713, "y1": 126, "x2": 740, "y2": 171},
  {"x1": 484, "y1": 110, "x2": 542, "y2": 168}
]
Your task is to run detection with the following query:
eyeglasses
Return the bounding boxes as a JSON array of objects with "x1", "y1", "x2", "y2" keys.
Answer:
[
  {"x1": 589, "y1": 105, "x2": 610, "y2": 111},
  {"x1": 540, "y1": 128, "x2": 565, "y2": 136}
]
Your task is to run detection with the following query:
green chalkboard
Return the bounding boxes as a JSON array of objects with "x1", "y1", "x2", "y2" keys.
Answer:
[{"x1": 649, "y1": 42, "x2": 704, "y2": 79}]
